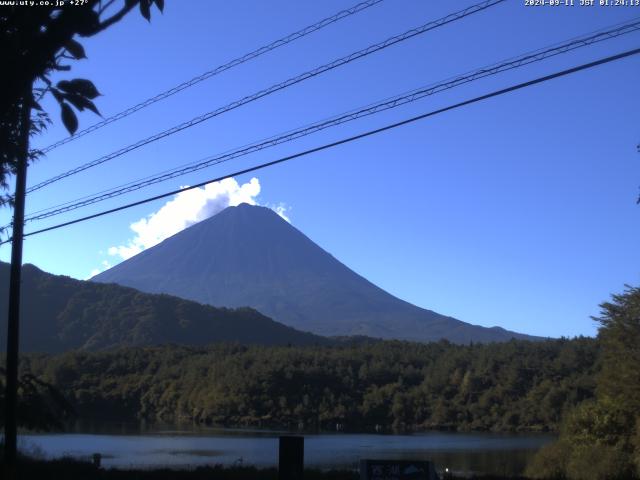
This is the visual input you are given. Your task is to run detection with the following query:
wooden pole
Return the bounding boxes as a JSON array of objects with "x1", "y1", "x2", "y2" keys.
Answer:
[
  {"x1": 279, "y1": 436, "x2": 304, "y2": 480},
  {"x1": 4, "y1": 88, "x2": 31, "y2": 467}
]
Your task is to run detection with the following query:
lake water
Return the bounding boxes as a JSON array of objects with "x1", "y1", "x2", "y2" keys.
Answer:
[{"x1": 18, "y1": 425, "x2": 554, "y2": 476}]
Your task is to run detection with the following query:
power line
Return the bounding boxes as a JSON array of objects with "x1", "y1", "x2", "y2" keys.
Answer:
[
  {"x1": 5, "y1": 46, "x2": 638, "y2": 246},
  {"x1": 22, "y1": 18, "x2": 640, "y2": 223},
  {"x1": 37, "y1": 0, "x2": 386, "y2": 154},
  {"x1": 26, "y1": 0, "x2": 506, "y2": 194}
]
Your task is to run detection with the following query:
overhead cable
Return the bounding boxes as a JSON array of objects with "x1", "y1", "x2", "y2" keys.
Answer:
[
  {"x1": 26, "y1": 0, "x2": 506, "y2": 194},
  {"x1": 23, "y1": 18, "x2": 640, "y2": 223},
  {"x1": 4, "y1": 46, "x2": 637, "y2": 245},
  {"x1": 38, "y1": 0, "x2": 387, "y2": 154}
]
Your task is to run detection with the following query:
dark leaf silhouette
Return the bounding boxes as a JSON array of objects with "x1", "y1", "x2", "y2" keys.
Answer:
[
  {"x1": 31, "y1": 99, "x2": 43, "y2": 112},
  {"x1": 64, "y1": 39, "x2": 86, "y2": 59},
  {"x1": 60, "y1": 103, "x2": 78, "y2": 135},
  {"x1": 51, "y1": 88, "x2": 64, "y2": 104},
  {"x1": 64, "y1": 93, "x2": 101, "y2": 116},
  {"x1": 154, "y1": 0, "x2": 165, "y2": 12},
  {"x1": 140, "y1": 0, "x2": 151, "y2": 21},
  {"x1": 75, "y1": 9, "x2": 101, "y2": 36},
  {"x1": 57, "y1": 79, "x2": 100, "y2": 99},
  {"x1": 0, "y1": 1, "x2": 164, "y2": 208}
]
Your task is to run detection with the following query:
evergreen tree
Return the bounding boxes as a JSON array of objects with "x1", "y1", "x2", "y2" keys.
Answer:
[{"x1": 528, "y1": 286, "x2": 640, "y2": 479}]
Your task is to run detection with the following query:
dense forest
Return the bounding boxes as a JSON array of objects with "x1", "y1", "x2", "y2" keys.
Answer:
[{"x1": 19, "y1": 337, "x2": 597, "y2": 433}]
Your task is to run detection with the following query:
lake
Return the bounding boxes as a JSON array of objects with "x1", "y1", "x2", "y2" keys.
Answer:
[{"x1": 18, "y1": 425, "x2": 554, "y2": 476}]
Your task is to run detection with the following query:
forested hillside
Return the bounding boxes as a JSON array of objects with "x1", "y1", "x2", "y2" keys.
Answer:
[
  {"x1": 0, "y1": 262, "x2": 329, "y2": 352},
  {"x1": 22, "y1": 338, "x2": 597, "y2": 432}
]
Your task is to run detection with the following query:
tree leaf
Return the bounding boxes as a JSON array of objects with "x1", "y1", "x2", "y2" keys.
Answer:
[
  {"x1": 57, "y1": 79, "x2": 100, "y2": 99},
  {"x1": 62, "y1": 93, "x2": 85, "y2": 111},
  {"x1": 64, "y1": 93, "x2": 101, "y2": 116},
  {"x1": 64, "y1": 39, "x2": 86, "y2": 59},
  {"x1": 31, "y1": 99, "x2": 43, "y2": 112},
  {"x1": 154, "y1": 0, "x2": 164, "y2": 12},
  {"x1": 140, "y1": 0, "x2": 151, "y2": 21},
  {"x1": 50, "y1": 88, "x2": 64, "y2": 104},
  {"x1": 75, "y1": 9, "x2": 101, "y2": 36},
  {"x1": 81, "y1": 99, "x2": 100, "y2": 116},
  {"x1": 61, "y1": 103, "x2": 78, "y2": 135},
  {"x1": 57, "y1": 80, "x2": 71, "y2": 91}
]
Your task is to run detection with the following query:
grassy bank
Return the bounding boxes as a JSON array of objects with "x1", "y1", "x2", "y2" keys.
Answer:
[{"x1": 0, "y1": 458, "x2": 531, "y2": 480}]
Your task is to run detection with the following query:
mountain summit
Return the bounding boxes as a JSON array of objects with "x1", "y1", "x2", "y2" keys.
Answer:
[{"x1": 94, "y1": 203, "x2": 538, "y2": 343}]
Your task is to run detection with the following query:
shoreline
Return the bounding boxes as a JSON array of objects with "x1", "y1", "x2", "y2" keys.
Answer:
[
  {"x1": 15, "y1": 429, "x2": 550, "y2": 477},
  {"x1": 44, "y1": 418, "x2": 559, "y2": 437},
  {"x1": 0, "y1": 458, "x2": 531, "y2": 480}
]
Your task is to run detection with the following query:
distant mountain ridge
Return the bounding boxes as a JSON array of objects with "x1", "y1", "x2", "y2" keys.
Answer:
[
  {"x1": 0, "y1": 262, "x2": 328, "y2": 353},
  {"x1": 94, "y1": 204, "x2": 540, "y2": 343}
]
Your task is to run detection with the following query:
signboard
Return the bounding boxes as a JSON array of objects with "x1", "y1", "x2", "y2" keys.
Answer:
[{"x1": 360, "y1": 459, "x2": 439, "y2": 480}]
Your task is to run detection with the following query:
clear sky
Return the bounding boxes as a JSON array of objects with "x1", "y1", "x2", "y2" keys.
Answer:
[{"x1": 1, "y1": 0, "x2": 639, "y2": 338}]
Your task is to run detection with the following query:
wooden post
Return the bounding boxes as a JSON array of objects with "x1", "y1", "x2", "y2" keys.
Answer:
[
  {"x1": 4, "y1": 88, "x2": 31, "y2": 467},
  {"x1": 279, "y1": 436, "x2": 304, "y2": 480}
]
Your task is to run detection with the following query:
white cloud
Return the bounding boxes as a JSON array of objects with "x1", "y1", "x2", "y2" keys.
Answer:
[
  {"x1": 267, "y1": 202, "x2": 291, "y2": 223},
  {"x1": 107, "y1": 177, "x2": 285, "y2": 262},
  {"x1": 86, "y1": 260, "x2": 112, "y2": 280}
]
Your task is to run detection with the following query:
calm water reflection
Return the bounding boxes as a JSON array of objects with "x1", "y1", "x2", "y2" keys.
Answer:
[{"x1": 19, "y1": 425, "x2": 554, "y2": 476}]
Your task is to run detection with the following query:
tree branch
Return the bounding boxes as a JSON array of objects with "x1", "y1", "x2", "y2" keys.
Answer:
[
  {"x1": 87, "y1": 1, "x2": 138, "y2": 36},
  {"x1": 98, "y1": 0, "x2": 118, "y2": 15}
]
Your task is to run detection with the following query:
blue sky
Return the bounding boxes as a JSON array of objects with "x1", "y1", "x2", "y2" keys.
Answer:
[{"x1": 1, "y1": 0, "x2": 639, "y2": 338}]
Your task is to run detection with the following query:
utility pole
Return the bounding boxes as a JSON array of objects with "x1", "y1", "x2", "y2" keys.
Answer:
[{"x1": 4, "y1": 87, "x2": 31, "y2": 468}]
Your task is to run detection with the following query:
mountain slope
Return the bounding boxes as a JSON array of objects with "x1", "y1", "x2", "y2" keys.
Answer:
[
  {"x1": 0, "y1": 262, "x2": 328, "y2": 353},
  {"x1": 94, "y1": 204, "x2": 539, "y2": 343}
]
